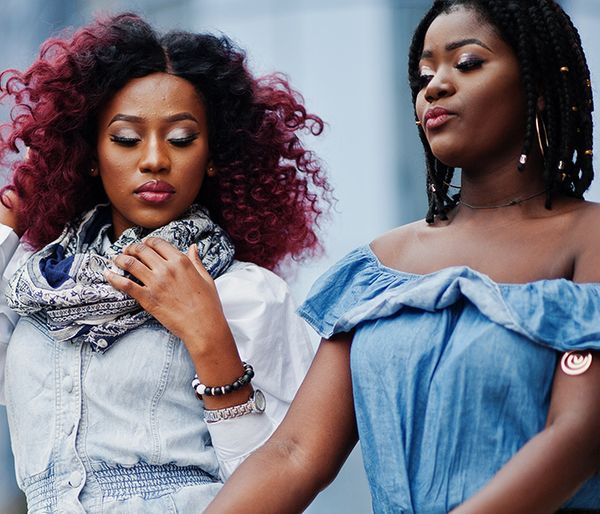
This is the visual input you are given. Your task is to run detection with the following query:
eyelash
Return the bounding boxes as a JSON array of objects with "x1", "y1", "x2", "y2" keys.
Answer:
[
  {"x1": 110, "y1": 135, "x2": 139, "y2": 147},
  {"x1": 418, "y1": 75, "x2": 434, "y2": 89},
  {"x1": 109, "y1": 134, "x2": 198, "y2": 147},
  {"x1": 169, "y1": 135, "x2": 198, "y2": 147},
  {"x1": 416, "y1": 58, "x2": 485, "y2": 89},
  {"x1": 455, "y1": 58, "x2": 484, "y2": 71}
]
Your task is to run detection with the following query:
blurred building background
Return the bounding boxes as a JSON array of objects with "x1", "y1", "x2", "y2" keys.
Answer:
[{"x1": 0, "y1": 1, "x2": 598, "y2": 512}]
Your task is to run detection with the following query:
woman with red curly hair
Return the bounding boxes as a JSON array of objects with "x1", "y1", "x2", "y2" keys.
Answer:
[{"x1": 0, "y1": 12, "x2": 330, "y2": 513}]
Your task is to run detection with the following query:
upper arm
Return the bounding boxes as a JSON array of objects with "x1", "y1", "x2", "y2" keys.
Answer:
[
  {"x1": 547, "y1": 203, "x2": 600, "y2": 472},
  {"x1": 266, "y1": 332, "x2": 358, "y2": 486},
  {"x1": 546, "y1": 352, "x2": 600, "y2": 472}
]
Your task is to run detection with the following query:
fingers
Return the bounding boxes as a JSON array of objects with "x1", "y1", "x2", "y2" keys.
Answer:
[
  {"x1": 142, "y1": 237, "x2": 183, "y2": 260},
  {"x1": 114, "y1": 238, "x2": 212, "y2": 291},
  {"x1": 0, "y1": 188, "x2": 21, "y2": 233},
  {"x1": 187, "y1": 244, "x2": 211, "y2": 278},
  {"x1": 118, "y1": 239, "x2": 184, "y2": 281},
  {"x1": 104, "y1": 268, "x2": 145, "y2": 300},
  {"x1": 112, "y1": 252, "x2": 153, "y2": 285},
  {"x1": 123, "y1": 241, "x2": 165, "y2": 270},
  {"x1": 1, "y1": 188, "x2": 18, "y2": 209}
]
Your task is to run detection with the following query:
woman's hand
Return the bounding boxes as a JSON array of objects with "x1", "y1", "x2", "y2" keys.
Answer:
[
  {"x1": 105, "y1": 237, "x2": 231, "y2": 351},
  {"x1": 107, "y1": 236, "x2": 252, "y2": 409}
]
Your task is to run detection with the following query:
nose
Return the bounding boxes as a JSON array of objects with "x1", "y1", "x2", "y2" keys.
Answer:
[
  {"x1": 424, "y1": 68, "x2": 455, "y2": 103},
  {"x1": 138, "y1": 135, "x2": 170, "y2": 174}
]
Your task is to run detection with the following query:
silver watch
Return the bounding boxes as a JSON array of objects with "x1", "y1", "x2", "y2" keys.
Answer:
[{"x1": 203, "y1": 389, "x2": 266, "y2": 423}]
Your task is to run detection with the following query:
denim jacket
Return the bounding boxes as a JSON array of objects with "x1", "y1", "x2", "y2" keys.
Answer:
[{"x1": 0, "y1": 226, "x2": 314, "y2": 513}]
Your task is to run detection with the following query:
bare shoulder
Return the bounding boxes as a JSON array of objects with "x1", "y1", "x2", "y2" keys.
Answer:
[
  {"x1": 568, "y1": 200, "x2": 600, "y2": 244},
  {"x1": 370, "y1": 219, "x2": 430, "y2": 265},
  {"x1": 567, "y1": 200, "x2": 600, "y2": 282}
]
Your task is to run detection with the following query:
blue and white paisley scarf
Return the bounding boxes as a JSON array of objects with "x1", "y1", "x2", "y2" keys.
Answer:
[{"x1": 6, "y1": 203, "x2": 235, "y2": 353}]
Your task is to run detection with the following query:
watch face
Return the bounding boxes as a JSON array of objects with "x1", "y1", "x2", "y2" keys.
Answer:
[{"x1": 253, "y1": 389, "x2": 266, "y2": 412}]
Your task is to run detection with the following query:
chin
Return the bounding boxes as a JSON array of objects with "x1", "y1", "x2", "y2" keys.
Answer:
[
  {"x1": 428, "y1": 140, "x2": 464, "y2": 168},
  {"x1": 430, "y1": 151, "x2": 463, "y2": 169},
  {"x1": 133, "y1": 216, "x2": 173, "y2": 231}
]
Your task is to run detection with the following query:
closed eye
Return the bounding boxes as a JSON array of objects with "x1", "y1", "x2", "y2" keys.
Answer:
[
  {"x1": 169, "y1": 134, "x2": 198, "y2": 147},
  {"x1": 455, "y1": 58, "x2": 484, "y2": 71},
  {"x1": 110, "y1": 135, "x2": 140, "y2": 147}
]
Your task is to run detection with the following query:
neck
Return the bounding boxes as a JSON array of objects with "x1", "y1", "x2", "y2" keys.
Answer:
[{"x1": 456, "y1": 154, "x2": 546, "y2": 214}]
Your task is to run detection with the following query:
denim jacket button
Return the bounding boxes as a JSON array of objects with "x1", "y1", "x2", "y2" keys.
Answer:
[
  {"x1": 67, "y1": 471, "x2": 82, "y2": 488},
  {"x1": 63, "y1": 375, "x2": 74, "y2": 394}
]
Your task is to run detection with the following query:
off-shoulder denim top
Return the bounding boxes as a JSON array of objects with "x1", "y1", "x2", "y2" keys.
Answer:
[{"x1": 298, "y1": 245, "x2": 600, "y2": 514}]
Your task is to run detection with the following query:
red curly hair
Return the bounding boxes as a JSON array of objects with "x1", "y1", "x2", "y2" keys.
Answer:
[{"x1": 0, "y1": 13, "x2": 331, "y2": 270}]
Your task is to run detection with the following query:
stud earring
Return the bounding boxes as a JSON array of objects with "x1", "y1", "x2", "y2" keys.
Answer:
[
  {"x1": 207, "y1": 165, "x2": 216, "y2": 177},
  {"x1": 90, "y1": 167, "x2": 98, "y2": 177}
]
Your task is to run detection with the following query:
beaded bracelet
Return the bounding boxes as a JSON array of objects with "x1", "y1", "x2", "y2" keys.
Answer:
[{"x1": 192, "y1": 362, "x2": 254, "y2": 399}]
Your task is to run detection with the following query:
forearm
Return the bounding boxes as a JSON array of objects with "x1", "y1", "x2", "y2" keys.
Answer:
[
  {"x1": 185, "y1": 324, "x2": 253, "y2": 410},
  {"x1": 205, "y1": 335, "x2": 359, "y2": 513},
  {"x1": 451, "y1": 419, "x2": 599, "y2": 514},
  {"x1": 205, "y1": 435, "x2": 334, "y2": 514}
]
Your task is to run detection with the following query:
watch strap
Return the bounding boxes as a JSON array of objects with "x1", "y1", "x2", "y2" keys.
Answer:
[{"x1": 203, "y1": 389, "x2": 266, "y2": 423}]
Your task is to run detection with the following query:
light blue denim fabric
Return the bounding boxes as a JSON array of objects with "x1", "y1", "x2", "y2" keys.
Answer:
[
  {"x1": 5, "y1": 316, "x2": 222, "y2": 513},
  {"x1": 298, "y1": 245, "x2": 600, "y2": 514}
]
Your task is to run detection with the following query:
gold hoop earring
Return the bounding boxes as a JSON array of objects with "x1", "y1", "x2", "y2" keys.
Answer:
[{"x1": 535, "y1": 112, "x2": 548, "y2": 159}]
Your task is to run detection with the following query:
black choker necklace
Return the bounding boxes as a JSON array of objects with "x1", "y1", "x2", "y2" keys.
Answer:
[{"x1": 458, "y1": 189, "x2": 547, "y2": 210}]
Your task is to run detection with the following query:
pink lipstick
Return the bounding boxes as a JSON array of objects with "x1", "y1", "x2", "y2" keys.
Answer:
[
  {"x1": 134, "y1": 180, "x2": 175, "y2": 203},
  {"x1": 424, "y1": 107, "x2": 454, "y2": 130}
]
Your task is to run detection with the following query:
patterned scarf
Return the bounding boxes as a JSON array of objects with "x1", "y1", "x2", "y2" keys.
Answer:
[{"x1": 6, "y1": 204, "x2": 235, "y2": 353}]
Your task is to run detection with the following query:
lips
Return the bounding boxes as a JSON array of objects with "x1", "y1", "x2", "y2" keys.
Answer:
[
  {"x1": 424, "y1": 107, "x2": 454, "y2": 130},
  {"x1": 134, "y1": 180, "x2": 175, "y2": 203}
]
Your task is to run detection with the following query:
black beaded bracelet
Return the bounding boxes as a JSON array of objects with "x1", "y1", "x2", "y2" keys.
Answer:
[{"x1": 191, "y1": 362, "x2": 254, "y2": 399}]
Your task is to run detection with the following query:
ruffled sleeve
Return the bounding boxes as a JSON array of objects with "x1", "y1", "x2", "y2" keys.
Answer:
[
  {"x1": 298, "y1": 245, "x2": 600, "y2": 352},
  {"x1": 298, "y1": 246, "x2": 414, "y2": 338},
  {"x1": 207, "y1": 261, "x2": 314, "y2": 479},
  {"x1": 500, "y1": 281, "x2": 600, "y2": 350}
]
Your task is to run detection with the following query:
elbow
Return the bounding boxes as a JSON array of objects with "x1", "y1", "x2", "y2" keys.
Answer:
[
  {"x1": 547, "y1": 413, "x2": 600, "y2": 475},
  {"x1": 262, "y1": 434, "x2": 340, "y2": 493}
]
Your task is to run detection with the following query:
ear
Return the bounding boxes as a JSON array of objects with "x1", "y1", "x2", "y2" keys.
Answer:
[
  {"x1": 89, "y1": 159, "x2": 99, "y2": 177},
  {"x1": 206, "y1": 160, "x2": 216, "y2": 177}
]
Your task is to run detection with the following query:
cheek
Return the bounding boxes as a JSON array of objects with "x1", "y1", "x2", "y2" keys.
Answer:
[
  {"x1": 98, "y1": 161, "x2": 131, "y2": 199},
  {"x1": 175, "y1": 164, "x2": 207, "y2": 201},
  {"x1": 97, "y1": 143, "x2": 134, "y2": 176},
  {"x1": 415, "y1": 93, "x2": 427, "y2": 121}
]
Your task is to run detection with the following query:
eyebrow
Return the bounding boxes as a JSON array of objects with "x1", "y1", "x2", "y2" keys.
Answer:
[
  {"x1": 108, "y1": 112, "x2": 200, "y2": 126},
  {"x1": 421, "y1": 38, "x2": 492, "y2": 59}
]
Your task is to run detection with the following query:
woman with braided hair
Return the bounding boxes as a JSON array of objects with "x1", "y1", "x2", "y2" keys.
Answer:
[
  {"x1": 206, "y1": 1, "x2": 600, "y2": 513},
  {"x1": 0, "y1": 12, "x2": 330, "y2": 513}
]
